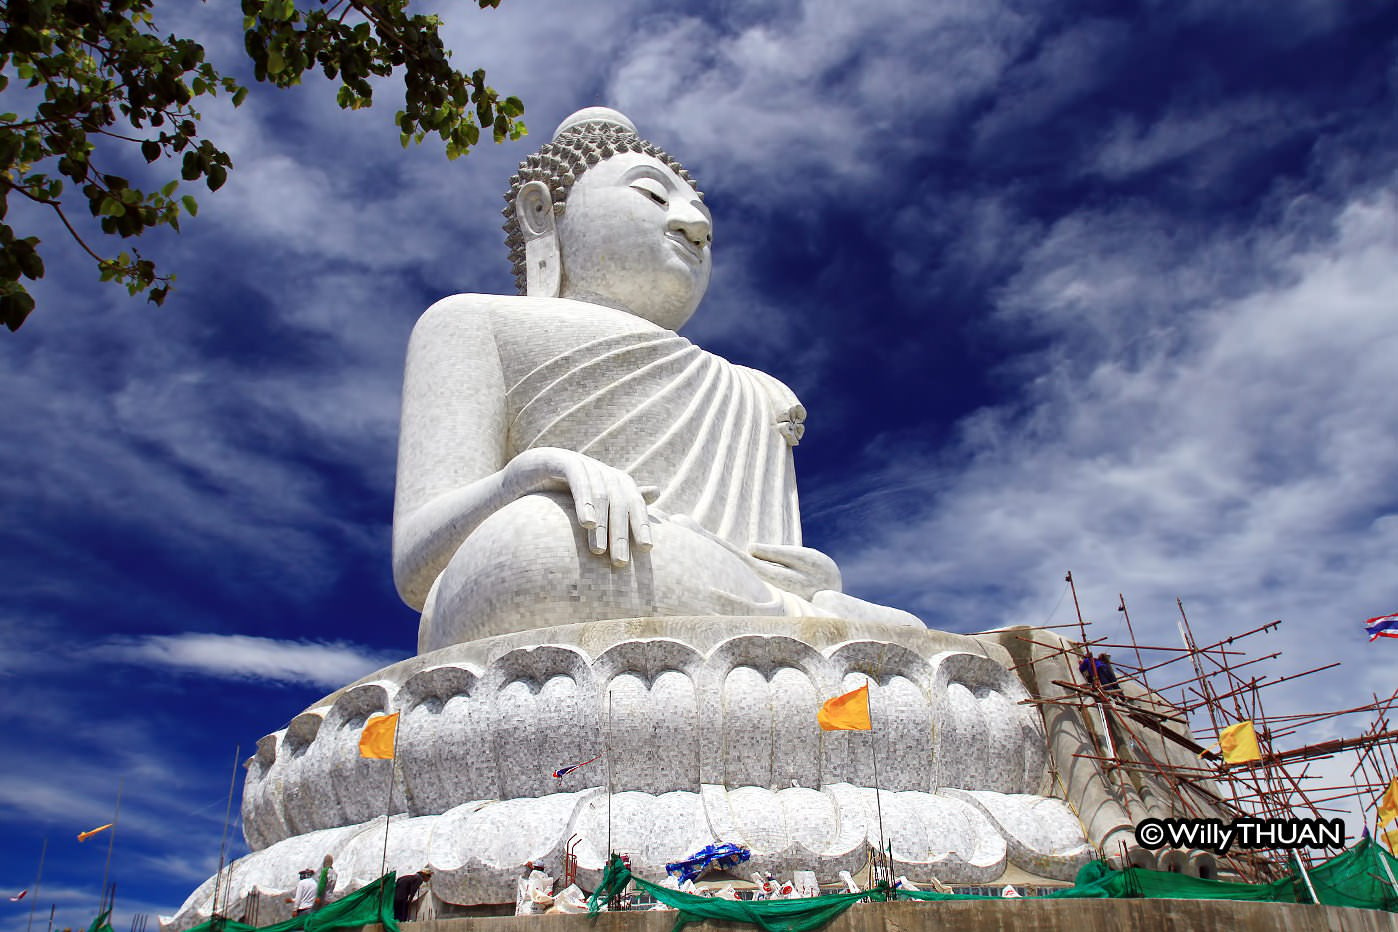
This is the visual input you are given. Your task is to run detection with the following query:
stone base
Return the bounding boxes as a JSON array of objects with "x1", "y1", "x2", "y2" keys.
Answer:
[
  {"x1": 165, "y1": 783, "x2": 1092, "y2": 926},
  {"x1": 165, "y1": 617, "x2": 1099, "y2": 929}
]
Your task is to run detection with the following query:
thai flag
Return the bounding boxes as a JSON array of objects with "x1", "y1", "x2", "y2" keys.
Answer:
[
  {"x1": 551, "y1": 754, "x2": 601, "y2": 779},
  {"x1": 9, "y1": 890, "x2": 26, "y2": 902},
  {"x1": 1364, "y1": 613, "x2": 1398, "y2": 641}
]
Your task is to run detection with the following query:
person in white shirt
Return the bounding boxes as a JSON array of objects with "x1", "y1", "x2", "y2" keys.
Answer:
[{"x1": 290, "y1": 869, "x2": 317, "y2": 916}]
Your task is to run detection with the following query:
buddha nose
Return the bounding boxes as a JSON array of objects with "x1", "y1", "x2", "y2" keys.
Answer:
[{"x1": 668, "y1": 201, "x2": 711, "y2": 249}]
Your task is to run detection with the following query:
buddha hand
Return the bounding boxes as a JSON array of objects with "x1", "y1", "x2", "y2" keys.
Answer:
[{"x1": 500, "y1": 447, "x2": 658, "y2": 566}]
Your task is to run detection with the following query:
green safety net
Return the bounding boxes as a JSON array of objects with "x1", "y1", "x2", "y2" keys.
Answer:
[
  {"x1": 1048, "y1": 861, "x2": 1297, "y2": 902},
  {"x1": 86, "y1": 909, "x2": 114, "y2": 932},
  {"x1": 1296, "y1": 835, "x2": 1398, "y2": 911},
  {"x1": 588, "y1": 856, "x2": 875, "y2": 932},
  {"x1": 896, "y1": 845, "x2": 1398, "y2": 911},
  {"x1": 589, "y1": 840, "x2": 1398, "y2": 932},
  {"x1": 181, "y1": 872, "x2": 400, "y2": 932}
]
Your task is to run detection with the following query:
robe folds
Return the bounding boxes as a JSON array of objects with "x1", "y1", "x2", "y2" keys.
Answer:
[{"x1": 504, "y1": 328, "x2": 805, "y2": 552}]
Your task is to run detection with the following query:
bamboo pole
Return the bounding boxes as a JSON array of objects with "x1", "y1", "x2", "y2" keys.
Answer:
[
  {"x1": 378, "y1": 714, "x2": 402, "y2": 878},
  {"x1": 99, "y1": 780, "x2": 123, "y2": 916},
  {"x1": 26, "y1": 837, "x2": 46, "y2": 932},
  {"x1": 866, "y1": 678, "x2": 888, "y2": 890},
  {"x1": 211, "y1": 745, "x2": 241, "y2": 921}
]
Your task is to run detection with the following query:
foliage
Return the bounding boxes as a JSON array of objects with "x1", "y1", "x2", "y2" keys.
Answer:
[{"x1": 0, "y1": 0, "x2": 525, "y2": 331}]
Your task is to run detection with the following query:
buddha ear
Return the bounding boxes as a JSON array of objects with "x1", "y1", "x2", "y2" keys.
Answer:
[{"x1": 516, "y1": 180, "x2": 561, "y2": 298}]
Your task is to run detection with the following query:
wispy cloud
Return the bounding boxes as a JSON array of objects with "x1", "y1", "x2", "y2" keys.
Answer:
[
  {"x1": 826, "y1": 184, "x2": 1398, "y2": 718},
  {"x1": 608, "y1": 1, "x2": 1035, "y2": 192},
  {"x1": 100, "y1": 634, "x2": 402, "y2": 689},
  {"x1": 1089, "y1": 96, "x2": 1296, "y2": 183}
]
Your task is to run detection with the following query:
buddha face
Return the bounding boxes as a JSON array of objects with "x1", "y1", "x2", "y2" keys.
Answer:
[{"x1": 555, "y1": 151, "x2": 712, "y2": 331}]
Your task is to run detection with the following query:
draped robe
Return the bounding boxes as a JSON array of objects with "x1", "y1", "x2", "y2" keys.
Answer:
[{"x1": 504, "y1": 327, "x2": 805, "y2": 552}]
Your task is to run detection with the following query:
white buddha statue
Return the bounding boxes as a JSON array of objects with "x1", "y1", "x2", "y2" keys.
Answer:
[
  {"x1": 392, "y1": 107, "x2": 921, "y2": 652},
  {"x1": 166, "y1": 109, "x2": 1219, "y2": 931}
]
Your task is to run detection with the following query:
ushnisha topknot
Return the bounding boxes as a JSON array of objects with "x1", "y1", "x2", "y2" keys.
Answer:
[{"x1": 502, "y1": 106, "x2": 703, "y2": 294}]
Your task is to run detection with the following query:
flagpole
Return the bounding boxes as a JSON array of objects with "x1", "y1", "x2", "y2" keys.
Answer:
[
  {"x1": 605, "y1": 690, "x2": 614, "y2": 861},
  {"x1": 379, "y1": 713, "x2": 402, "y2": 879},
  {"x1": 1294, "y1": 852, "x2": 1319, "y2": 904},
  {"x1": 1376, "y1": 825, "x2": 1398, "y2": 894},
  {"x1": 26, "y1": 836, "x2": 47, "y2": 932},
  {"x1": 211, "y1": 745, "x2": 241, "y2": 922},
  {"x1": 99, "y1": 779, "x2": 123, "y2": 915},
  {"x1": 865, "y1": 678, "x2": 888, "y2": 890}
]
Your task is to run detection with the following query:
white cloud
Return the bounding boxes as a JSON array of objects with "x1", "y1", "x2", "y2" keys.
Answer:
[
  {"x1": 101, "y1": 633, "x2": 402, "y2": 689},
  {"x1": 1090, "y1": 96, "x2": 1295, "y2": 183},
  {"x1": 607, "y1": 0, "x2": 1036, "y2": 192},
  {"x1": 824, "y1": 185, "x2": 1398, "y2": 740},
  {"x1": 971, "y1": 17, "x2": 1131, "y2": 149}
]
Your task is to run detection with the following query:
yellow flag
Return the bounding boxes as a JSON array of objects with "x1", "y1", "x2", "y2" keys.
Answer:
[
  {"x1": 77, "y1": 823, "x2": 114, "y2": 843},
  {"x1": 1378, "y1": 777, "x2": 1398, "y2": 827},
  {"x1": 818, "y1": 685, "x2": 871, "y2": 731},
  {"x1": 1382, "y1": 827, "x2": 1398, "y2": 855},
  {"x1": 359, "y1": 712, "x2": 400, "y2": 759},
  {"x1": 1219, "y1": 720, "x2": 1261, "y2": 764}
]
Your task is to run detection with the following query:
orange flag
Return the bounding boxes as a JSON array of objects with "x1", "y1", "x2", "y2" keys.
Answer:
[
  {"x1": 77, "y1": 823, "x2": 114, "y2": 843},
  {"x1": 818, "y1": 684, "x2": 871, "y2": 731},
  {"x1": 1219, "y1": 721, "x2": 1262, "y2": 764},
  {"x1": 1378, "y1": 777, "x2": 1398, "y2": 827},
  {"x1": 359, "y1": 712, "x2": 400, "y2": 759}
]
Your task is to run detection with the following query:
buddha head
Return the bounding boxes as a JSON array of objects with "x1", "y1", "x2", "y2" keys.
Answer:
[{"x1": 502, "y1": 107, "x2": 712, "y2": 331}]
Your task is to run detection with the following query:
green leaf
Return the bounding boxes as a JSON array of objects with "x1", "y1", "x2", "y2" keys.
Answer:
[
  {"x1": 267, "y1": 48, "x2": 286, "y2": 75},
  {"x1": 141, "y1": 139, "x2": 160, "y2": 162},
  {"x1": 18, "y1": 245, "x2": 44, "y2": 280},
  {"x1": 2, "y1": 288, "x2": 36, "y2": 331},
  {"x1": 99, "y1": 198, "x2": 126, "y2": 218},
  {"x1": 181, "y1": 195, "x2": 198, "y2": 217}
]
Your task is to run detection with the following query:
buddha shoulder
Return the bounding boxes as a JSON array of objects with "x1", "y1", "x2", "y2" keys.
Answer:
[{"x1": 413, "y1": 293, "x2": 671, "y2": 349}]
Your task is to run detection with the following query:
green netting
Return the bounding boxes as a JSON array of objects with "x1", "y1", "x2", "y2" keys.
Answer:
[
  {"x1": 182, "y1": 872, "x2": 400, "y2": 932},
  {"x1": 1296, "y1": 835, "x2": 1398, "y2": 911},
  {"x1": 86, "y1": 909, "x2": 114, "y2": 932},
  {"x1": 586, "y1": 844, "x2": 1398, "y2": 931},
  {"x1": 588, "y1": 856, "x2": 876, "y2": 932},
  {"x1": 897, "y1": 847, "x2": 1398, "y2": 910},
  {"x1": 1051, "y1": 863, "x2": 1296, "y2": 902}
]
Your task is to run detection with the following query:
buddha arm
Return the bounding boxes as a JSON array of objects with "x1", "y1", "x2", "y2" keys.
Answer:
[{"x1": 392, "y1": 296, "x2": 653, "y2": 610}]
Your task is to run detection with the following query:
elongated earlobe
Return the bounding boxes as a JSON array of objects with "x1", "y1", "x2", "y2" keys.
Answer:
[{"x1": 516, "y1": 180, "x2": 561, "y2": 298}]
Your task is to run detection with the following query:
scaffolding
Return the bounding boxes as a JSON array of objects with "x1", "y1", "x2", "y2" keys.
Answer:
[{"x1": 1012, "y1": 571, "x2": 1398, "y2": 884}]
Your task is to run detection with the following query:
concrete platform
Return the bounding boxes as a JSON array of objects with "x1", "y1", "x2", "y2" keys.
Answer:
[{"x1": 396, "y1": 898, "x2": 1398, "y2": 932}]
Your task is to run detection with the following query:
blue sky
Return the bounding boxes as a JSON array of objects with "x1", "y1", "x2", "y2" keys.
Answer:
[{"x1": 3, "y1": 0, "x2": 1398, "y2": 926}]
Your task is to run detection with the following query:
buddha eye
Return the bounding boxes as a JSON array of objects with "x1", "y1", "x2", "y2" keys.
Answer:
[{"x1": 630, "y1": 180, "x2": 668, "y2": 207}]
